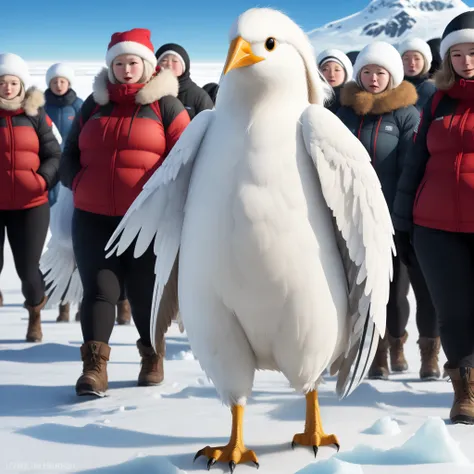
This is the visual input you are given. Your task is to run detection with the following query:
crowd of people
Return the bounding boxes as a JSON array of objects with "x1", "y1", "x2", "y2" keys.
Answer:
[{"x1": 0, "y1": 10, "x2": 473, "y2": 425}]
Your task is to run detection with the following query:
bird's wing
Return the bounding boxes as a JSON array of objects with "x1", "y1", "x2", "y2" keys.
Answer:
[
  {"x1": 40, "y1": 184, "x2": 83, "y2": 307},
  {"x1": 301, "y1": 105, "x2": 395, "y2": 399},
  {"x1": 105, "y1": 110, "x2": 214, "y2": 351}
]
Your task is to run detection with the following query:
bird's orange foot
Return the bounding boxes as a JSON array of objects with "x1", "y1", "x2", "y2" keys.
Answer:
[
  {"x1": 291, "y1": 431, "x2": 340, "y2": 457},
  {"x1": 194, "y1": 444, "x2": 259, "y2": 472}
]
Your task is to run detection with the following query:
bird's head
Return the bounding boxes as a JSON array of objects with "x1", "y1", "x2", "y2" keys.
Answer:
[{"x1": 219, "y1": 8, "x2": 331, "y2": 106}]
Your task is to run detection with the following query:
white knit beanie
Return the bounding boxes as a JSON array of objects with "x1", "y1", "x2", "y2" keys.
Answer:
[
  {"x1": 46, "y1": 63, "x2": 75, "y2": 87},
  {"x1": 0, "y1": 53, "x2": 30, "y2": 86},
  {"x1": 317, "y1": 49, "x2": 353, "y2": 83},
  {"x1": 353, "y1": 41, "x2": 404, "y2": 88},
  {"x1": 398, "y1": 38, "x2": 433, "y2": 75}
]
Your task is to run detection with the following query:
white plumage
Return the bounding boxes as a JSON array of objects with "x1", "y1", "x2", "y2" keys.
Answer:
[
  {"x1": 106, "y1": 7, "x2": 395, "y2": 463},
  {"x1": 40, "y1": 184, "x2": 83, "y2": 308}
]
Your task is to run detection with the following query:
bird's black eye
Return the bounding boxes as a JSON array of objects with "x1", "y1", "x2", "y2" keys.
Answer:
[{"x1": 265, "y1": 37, "x2": 276, "y2": 51}]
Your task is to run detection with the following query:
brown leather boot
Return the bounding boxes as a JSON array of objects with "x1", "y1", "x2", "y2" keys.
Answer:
[
  {"x1": 137, "y1": 338, "x2": 164, "y2": 386},
  {"x1": 56, "y1": 303, "x2": 70, "y2": 322},
  {"x1": 116, "y1": 299, "x2": 131, "y2": 325},
  {"x1": 446, "y1": 367, "x2": 474, "y2": 425},
  {"x1": 368, "y1": 336, "x2": 390, "y2": 380},
  {"x1": 75, "y1": 302, "x2": 81, "y2": 322},
  {"x1": 25, "y1": 296, "x2": 47, "y2": 342},
  {"x1": 418, "y1": 337, "x2": 441, "y2": 381},
  {"x1": 76, "y1": 341, "x2": 111, "y2": 397},
  {"x1": 389, "y1": 331, "x2": 409, "y2": 372}
]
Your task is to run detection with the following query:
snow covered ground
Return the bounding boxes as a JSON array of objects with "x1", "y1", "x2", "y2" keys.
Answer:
[{"x1": 0, "y1": 63, "x2": 473, "y2": 473}]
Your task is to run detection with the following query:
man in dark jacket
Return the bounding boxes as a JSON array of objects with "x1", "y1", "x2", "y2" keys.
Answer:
[{"x1": 155, "y1": 43, "x2": 214, "y2": 120}]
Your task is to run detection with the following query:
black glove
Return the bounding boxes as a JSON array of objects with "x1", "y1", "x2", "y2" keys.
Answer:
[{"x1": 394, "y1": 230, "x2": 412, "y2": 266}]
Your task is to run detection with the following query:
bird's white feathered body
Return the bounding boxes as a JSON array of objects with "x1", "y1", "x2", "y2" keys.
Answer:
[
  {"x1": 179, "y1": 91, "x2": 349, "y2": 404},
  {"x1": 106, "y1": 7, "x2": 395, "y2": 414}
]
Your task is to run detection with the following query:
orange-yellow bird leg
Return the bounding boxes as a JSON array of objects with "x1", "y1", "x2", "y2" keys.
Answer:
[
  {"x1": 292, "y1": 390, "x2": 340, "y2": 457},
  {"x1": 194, "y1": 405, "x2": 259, "y2": 472}
]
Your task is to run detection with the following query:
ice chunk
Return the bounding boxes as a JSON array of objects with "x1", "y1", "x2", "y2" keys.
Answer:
[
  {"x1": 336, "y1": 417, "x2": 470, "y2": 465},
  {"x1": 362, "y1": 416, "x2": 401, "y2": 435},
  {"x1": 296, "y1": 457, "x2": 364, "y2": 473},
  {"x1": 171, "y1": 350, "x2": 195, "y2": 361}
]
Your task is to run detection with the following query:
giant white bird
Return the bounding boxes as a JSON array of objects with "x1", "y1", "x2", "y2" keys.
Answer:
[{"x1": 106, "y1": 7, "x2": 394, "y2": 471}]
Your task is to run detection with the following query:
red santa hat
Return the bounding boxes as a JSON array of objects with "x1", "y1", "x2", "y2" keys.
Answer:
[{"x1": 105, "y1": 28, "x2": 157, "y2": 69}]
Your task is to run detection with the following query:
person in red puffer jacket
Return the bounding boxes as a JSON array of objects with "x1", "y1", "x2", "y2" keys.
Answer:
[
  {"x1": 393, "y1": 11, "x2": 474, "y2": 425},
  {"x1": 59, "y1": 28, "x2": 190, "y2": 397},
  {"x1": 0, "y1": 53, "x2": 61, "y2": 343}
]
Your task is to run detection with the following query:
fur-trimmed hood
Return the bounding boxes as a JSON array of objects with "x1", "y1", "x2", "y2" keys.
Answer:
[
  {"x1": 92, "y1": 67, "x2": 179, "y2": 105},
  {"x1": 0, "y1": 87, "x2": 45, "y2": 116},
  {"x1": 340, "y1": 81, "x2": 418, "y2": 115}
]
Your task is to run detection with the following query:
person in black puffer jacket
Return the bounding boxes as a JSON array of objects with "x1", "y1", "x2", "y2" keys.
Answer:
[
  {"x1": 317, "y1": 49, "x2": 353, "y2": 114},
  {"x1": 337, "y1": 42, "x2": 436, "y2": 382},
  {"x1": 398, "y1": 38, "x2": 437, "y2": 110},
  {"x1": 155, "y1": 43, "x2": 213, "y2": 119}
]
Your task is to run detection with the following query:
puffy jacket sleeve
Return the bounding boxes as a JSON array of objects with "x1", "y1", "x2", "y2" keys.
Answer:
[
  {"x1": 59, "y1": 94, "x2": 96, "y2": 189},
  {"x1": 159, "y1": 95, "x2": 191, "y2": 155},
  {"x1": 36, "y1": 108, "x2": 62, "y2": 190},
  {"x1": 395, "y1": 105, "x2": 420, "y2": 177},
  {"x1": 392, "y1": 98, "x2": 434, "y2": 232}
]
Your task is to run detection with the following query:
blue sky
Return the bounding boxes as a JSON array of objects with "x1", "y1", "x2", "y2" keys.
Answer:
[{"x1": 2, "y1": 0, "x2": 474, "y2": 62}]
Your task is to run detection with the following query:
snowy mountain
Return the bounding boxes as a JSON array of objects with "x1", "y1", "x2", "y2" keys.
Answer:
[{"x1": 309, "y1": 0, "x2": 471, "y2": 54}]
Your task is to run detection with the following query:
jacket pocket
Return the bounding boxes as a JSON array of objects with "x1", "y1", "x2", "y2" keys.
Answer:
[
  {"x1": 72, "y1": 166, "x2": 87, "y2": 192},
  {"x1": 31, "y1": 169, "x2": 46, "y2": 193}
]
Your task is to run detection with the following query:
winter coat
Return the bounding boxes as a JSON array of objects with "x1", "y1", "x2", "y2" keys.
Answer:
[
  {"x1": 393, "y1": 79, "x2": 474, "y2": 234},
  {"x1": 337, "y1": 81, "x2": 419, "y2": 212},
  {"x1": 155, "y1": 44, "x2": 214, "y2": 120},
  {"x1": 44, "y1": 88, "x2": 83, "y2": 144},
  {"x1": 0, "y1": 87, "x2": 61, "y2": 210},
  {"x1": 59, "y1": 68, "x2": 190, "y2": 217},
  {"x1": 404, "y1": 75, "x2": 436, "y2": 110}
]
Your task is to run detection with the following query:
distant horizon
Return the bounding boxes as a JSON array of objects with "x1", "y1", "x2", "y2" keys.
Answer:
[{"x1": 3, "y1": 0, "x2": 474, "y2": 63}]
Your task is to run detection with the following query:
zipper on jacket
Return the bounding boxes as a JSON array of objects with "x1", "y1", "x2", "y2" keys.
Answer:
[
  {"x1": 372, "y1": 116, "x2": 383, "y2": 164},
  {"x1": 127, "y1": 106, "x2": 141, "y2": 139},
  {"x1": 357, "y1": 117, "x2": 364, "y2": 140},
  {"x1": 454, "y1": 107, "x2": 471, "y2": 232},
  {"x1": 7, "y1": 117, "x2": 15, "y2": 204}
]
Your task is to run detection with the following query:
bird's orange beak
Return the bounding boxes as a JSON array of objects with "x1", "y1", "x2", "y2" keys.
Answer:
[{"x1": 223, "y1": 36, "x2": 265, "y2": 75}]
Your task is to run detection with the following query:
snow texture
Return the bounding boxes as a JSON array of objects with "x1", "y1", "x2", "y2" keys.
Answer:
[
  {"x1": 363, "y1": 416, "x2": 402, "y2": 435},
  {"x1": 297, "y1": 458, "x2": 365, "y2": 473}
]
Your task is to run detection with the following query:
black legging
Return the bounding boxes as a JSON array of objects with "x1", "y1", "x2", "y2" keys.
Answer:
[
  {"x1": 386, "y1": 255, "x2": 410, "y2": 338},
  {"x1": 0, "y1": 204, "x2": 49, "y2": 306},
  {"x1": 386, "y1": 248, "x2": 438, "y2": 339},
  {"x1": 72, "y1": 209, "x2": 154, "y2": 346},
  {"x1": 414, "y1": 225, "x2": 474, "y2": 368}
]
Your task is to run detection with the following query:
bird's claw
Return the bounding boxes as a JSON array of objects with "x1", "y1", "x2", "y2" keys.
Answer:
[{"x1": 194, "y1": 444, "x2": 259, "y2": 471}]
